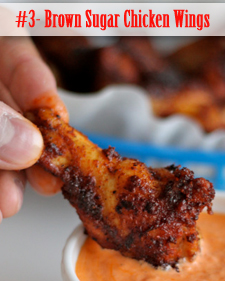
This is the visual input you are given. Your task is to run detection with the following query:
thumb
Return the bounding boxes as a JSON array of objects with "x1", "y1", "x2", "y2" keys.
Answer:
[{"x1": 0, "y1": 102, "x2": 43, "y2": 170}]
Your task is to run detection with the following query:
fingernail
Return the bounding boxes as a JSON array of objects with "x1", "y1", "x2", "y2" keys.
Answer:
[
  {"x1": 0, "y1": 110, "x2": 43, "y2": 168},
  {"x1": 14, "y1": 178, "x2": 25, "y2": 212}
]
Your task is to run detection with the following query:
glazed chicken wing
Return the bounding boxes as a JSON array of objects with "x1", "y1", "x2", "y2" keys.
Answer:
[{"x1": 27, "y1": 108, "x2": 215, "y2": 268}]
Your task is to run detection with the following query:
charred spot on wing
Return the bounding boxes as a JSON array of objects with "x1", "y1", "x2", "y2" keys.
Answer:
[
  {"x1": 144, "y1": 201, "x2": 158, "y2": 214},
  {"x1": 124, "y1": 233, "x2": 134, "y2": 250},
  {"x1": 148, "y1": 169, "x2": 162, "y2": 181},
  {"x1": 45, "y1": 142, "x2": 63, "y2": 156},
  {"x1": 167, "y1": 236, "x2": 177, "y2": 244},
  {"x1": 102, "y1": 146, "x2": 121, "y2": 161},
  {"x1": 166, "y1": 164, "x2": 179, "y2": 173},
  {"x1": 186, "y1": 233, "x2": 197, "y2": 243},
  {"x1": 63, "y1": 181, "x2": 103, "y2": 220},
  {"x1": 124, "y1": 175, "x2": 142, "y2": 192},
  {"x1": 115, "y1": 204, "x2": 122, "y2": 214},
  {"x1": 61, "y1": 167, "x2": 102, "y2": 220},
  {"x1": 160, "y1": 180, "x2": 185, "y2": 206}
]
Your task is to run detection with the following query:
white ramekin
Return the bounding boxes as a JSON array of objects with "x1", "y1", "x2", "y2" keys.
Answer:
[{"x1": 61, "y1": 192, "x2": 225, "y2": 281}]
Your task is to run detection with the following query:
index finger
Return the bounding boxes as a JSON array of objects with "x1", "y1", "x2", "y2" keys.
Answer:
[{"x1": 0, "y1": 36, "x2": 69, "y2": 122}]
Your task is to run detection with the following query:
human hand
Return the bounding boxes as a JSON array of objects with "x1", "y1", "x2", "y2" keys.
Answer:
[{"x1": 0, "y1": 34, "x2": 69, "y2": 223}]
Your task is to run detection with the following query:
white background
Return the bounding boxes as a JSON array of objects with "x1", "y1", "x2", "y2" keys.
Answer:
[{"x1": 0, "y1": 187, "x2": 80, "y2": 281}]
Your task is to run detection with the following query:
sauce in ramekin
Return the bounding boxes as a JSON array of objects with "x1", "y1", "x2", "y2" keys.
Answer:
[{"x1": 76, "y1": 213, "x2": 225, "y2": 281}]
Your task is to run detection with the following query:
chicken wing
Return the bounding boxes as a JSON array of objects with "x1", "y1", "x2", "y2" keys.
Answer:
[{"x1": 27, "y1": 108, "x2": 215, "y2": 268}]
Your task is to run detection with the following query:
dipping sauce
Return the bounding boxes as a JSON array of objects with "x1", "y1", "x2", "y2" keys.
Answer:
[{"x1": 76, "y1": 213, "x2": 225, "y2": 281}]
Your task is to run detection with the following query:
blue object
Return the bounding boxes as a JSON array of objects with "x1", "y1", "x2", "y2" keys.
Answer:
[{"x1": 85, "y1": 131, "x2": 225, "y2": 191}]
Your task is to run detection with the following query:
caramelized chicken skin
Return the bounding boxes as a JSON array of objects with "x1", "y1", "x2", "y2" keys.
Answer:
[{"x1": 27, "y1": 108, "x2": 215, "y2": 268}]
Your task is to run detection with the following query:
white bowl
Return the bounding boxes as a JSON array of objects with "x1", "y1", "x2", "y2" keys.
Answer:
[{"x1": 61, "y1": 192, "x2": 225, "y2": 281}]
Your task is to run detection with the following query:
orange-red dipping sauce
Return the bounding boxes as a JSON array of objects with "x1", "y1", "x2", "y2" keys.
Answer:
[{"x1": 76, "y1": 213, "x2": 225, "y2": 281}]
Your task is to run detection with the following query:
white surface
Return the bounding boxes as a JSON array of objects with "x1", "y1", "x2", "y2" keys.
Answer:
[
  {"x1": 0, "y1": 186, "x2": 80, "y2": 281},
  {"x1": 62, "y1": 192, "x2": 225, "y2": 281}
]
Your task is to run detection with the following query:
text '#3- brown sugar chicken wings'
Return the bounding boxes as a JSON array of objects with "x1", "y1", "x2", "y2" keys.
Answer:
[{"x1": 26, "y1": 108, "x2": 215, "y2": 269}]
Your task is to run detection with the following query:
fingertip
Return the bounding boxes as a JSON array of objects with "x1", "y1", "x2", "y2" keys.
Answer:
[
  {"x1": 0, "y1": 171, "x2": 25, "y2": 218},
  {"x1": 14, "y1": 177, "x2": 25, "y2": 212},
  {"x1": 0, "y1": 37, "x2": 69, "y2": 123},
  {"x1": 26, "y1": 165, "x2": 63, "y2": 195},
  {"x1": 55, "y1": 98, "x2": 69, "y2": 123},
  {"x1": 31, "y1": 89, "x2": 69, "y2": 123},
  {"x1": 0, "y1": 103, "x2": 44, "y2": 170},
  {"x1": 7, "y1": 54, "x2": 69, "y2": 123}
]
